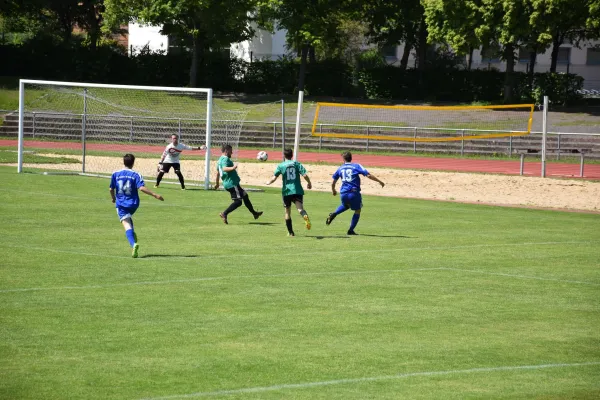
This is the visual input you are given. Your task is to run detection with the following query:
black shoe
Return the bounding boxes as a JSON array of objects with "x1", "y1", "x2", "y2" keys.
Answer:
[
  {"x1": 219, "y1": 212, "x2": 228, "y2": 224},
  {"x1": 254, "y1": 211, "x2": 263, "y2": 220},
  {"x1": 326, "y1": 213, "x2": 335, "y2": 226},
  {"x1": 347, "y1": 230, "x2": 357, "y2": 235},
  {"x1": 288, "y1": 232, "x2": 295, "y2": 237}
]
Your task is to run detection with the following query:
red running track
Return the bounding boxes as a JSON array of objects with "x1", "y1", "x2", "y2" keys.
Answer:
[{"x1": 3, "y1": 139, "x2": 599, "y2": 180}]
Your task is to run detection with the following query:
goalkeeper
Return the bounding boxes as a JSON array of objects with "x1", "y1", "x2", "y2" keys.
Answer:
[{"x1": 155, "y1": 134, "x2": 206, "y2": 190}]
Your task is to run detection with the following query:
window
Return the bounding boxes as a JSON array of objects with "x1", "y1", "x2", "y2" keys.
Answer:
[
  {"x1": 587, "y1": 48, "x2": 600, "y2": 65},
  {"x1": 557, "y1": 47, "x2": 571, "y2": 64}
]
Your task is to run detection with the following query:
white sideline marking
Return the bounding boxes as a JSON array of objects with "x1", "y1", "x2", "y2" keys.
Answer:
[
  {"x1": 140, "y1": 361, "x2": 600, "y2": 399},
  {"x1": 441, "y1": 267, "x2": 600, "y2": 286},
  {"x1": 0, "y1": 268, "x2": 442, "y2": 293}
]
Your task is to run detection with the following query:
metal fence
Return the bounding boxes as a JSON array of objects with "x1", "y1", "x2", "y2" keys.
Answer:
[{"x1": 2, "y1": 110, "x2": 599, "y2": 159}]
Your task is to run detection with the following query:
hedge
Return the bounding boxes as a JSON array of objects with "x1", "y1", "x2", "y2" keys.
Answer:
[{"x1": 0, "y1": 43, "x2": 583, "y2": 104}]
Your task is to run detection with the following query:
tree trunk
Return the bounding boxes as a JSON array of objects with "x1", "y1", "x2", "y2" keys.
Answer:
[
  {"x1": 503, "y1": 44, "x2": 515, "y2": 102},
  {"x1": 400, "y1": 42, "x2": 412, "y2": 70},
  {"x1": 86, "y1": 4, "x2": 101, "y2": 52},
  {"x1": 467, "y1": 46, "x2": 474, "y2": 70},
  {"x1": 528, "y1": 51, "x2": 537, "y2": 74},
  {"x1": 416, "y1": 16, "x2": 427, "y2": 70},
  {"x1": 298, "y1": 44, "x2": 309, "y2": 92},
  {"x1": 550, "y1": 32, "x2": 561, "y2": 72},
  {"x1": 189, "y1": 33, "x2": 202, "y2": 87},
  {"x1": 528, "y1": 50, "x2": 537, "y2": 89},
  {"x1": 59, "y1": 14, "x2": 73, "y2": 44},
  {"x1": 308, "y1": 45, "x2": 316, "y2": 64}
]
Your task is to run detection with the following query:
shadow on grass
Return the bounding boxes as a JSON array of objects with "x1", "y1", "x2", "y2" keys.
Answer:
[
  {"x1": 249, "y1": 222, "x2": 278, "y2": 226},
  {"x1": 141, "y1": 254, "x2": 199, "y2": 258},
  {"x1": 310, "y1": 235, "x2": 350, "y2": 240},
  {"x1": 356, "y1": 234, "x2": 414, "y2": 238},
  {"x1": 310, "y1": 233, "x2": 414, "y2": 239}
]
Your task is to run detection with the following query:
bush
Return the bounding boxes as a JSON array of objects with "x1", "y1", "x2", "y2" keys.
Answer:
[{"x1": 0, "y1": 38, "x2": 586, "y2": 105}]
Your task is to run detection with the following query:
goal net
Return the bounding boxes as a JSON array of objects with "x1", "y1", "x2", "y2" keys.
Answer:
[
  {"x1": 312, "y1": 102, "x2": 535, "y2": 142},
  {"x1": 17, "y1": 79, "x2": 248, "y2": 189}
]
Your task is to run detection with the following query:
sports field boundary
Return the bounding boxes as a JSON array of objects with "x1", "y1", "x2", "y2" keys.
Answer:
[{"x1": 140, "y1": 361, "x2": 600, "y2": 399}]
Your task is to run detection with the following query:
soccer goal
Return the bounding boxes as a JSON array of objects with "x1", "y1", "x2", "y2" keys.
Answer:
[
  {"x1": 17, "y1": 79, "x2": 247, "y2": 189},
  {"x1": 311, "y1": 102, "x2": 535, "y2": 142}
]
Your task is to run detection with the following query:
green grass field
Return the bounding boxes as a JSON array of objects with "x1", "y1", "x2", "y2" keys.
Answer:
[{"x1": 1, "y1": 166, "x2": 599, "y2": 399}]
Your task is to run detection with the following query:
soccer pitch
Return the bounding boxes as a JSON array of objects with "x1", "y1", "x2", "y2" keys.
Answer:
[{"x1": 1, "y1": 166, "x2": 599, "y2": 399}]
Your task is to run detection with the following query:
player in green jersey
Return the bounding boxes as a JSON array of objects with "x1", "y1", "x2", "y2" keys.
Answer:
[
  {"x1": 266, "y1": 148, "x2": 312, "y2": 236},
  {"x1": 214, "y1": 144, "x2": 263, "y2": 224}
]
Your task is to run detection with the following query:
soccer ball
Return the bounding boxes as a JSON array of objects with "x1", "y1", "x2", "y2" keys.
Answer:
[{"x1": 257, "y1": 151, "x2": 268, "y2": 161}]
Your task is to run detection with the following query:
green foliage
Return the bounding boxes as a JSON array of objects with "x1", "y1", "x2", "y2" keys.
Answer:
[
  {"x1": 358, "y1": 67, "x2": 505, "y2": 102},
  {"x1": 352, "y1": 0, "x2": 423, "y2": 47},
  {"x1": 257, "y1": 0, "x2": 349, "y2": 51},
  {"x1": 423, "y1": 0, "x2": 483, "y2": 55},
  {"x1": 356, "y1": 48, "x2": 387, "y2": 70},
  {"x1": 358, "y1": 67, "x2": 582, "y2": 104},
  {"x1": 237, "y1": 57, "x2": 298, "y2": 94},
  {"x1": 531, "y1": 73, "x2": 585, "y2": 105}
]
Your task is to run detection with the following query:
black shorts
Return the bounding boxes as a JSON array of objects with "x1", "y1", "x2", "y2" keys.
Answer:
[
  {"x1": 282, "y1": 194, "x2": 303, "y2": 208},
  {"x1": 226, "y1": 185, "x2": 247, "y2": 200},
  {"x1": 160, "y1": 163, "x2": 181, "y2": 173}
]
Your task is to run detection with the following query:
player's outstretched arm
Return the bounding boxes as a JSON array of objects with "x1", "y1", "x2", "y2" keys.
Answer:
[
  {"x1": 266, "y1": 175, "x2": 279, "y2": 185},
  {"x1": 214, "y1": 171, "x2": 220, "y2": 190},
  {"x1": 331, "y1": 178, "x2": 339, "y2": 196},
  {"x1": 303, "y1": 175, "x2": 312, "y2": 190},
  {"x1": 140, "y1": 186, "x2": 164, "y2": 201},
  {"x1": 367, "y1": 174, "x2": 385, "y2": 188}
]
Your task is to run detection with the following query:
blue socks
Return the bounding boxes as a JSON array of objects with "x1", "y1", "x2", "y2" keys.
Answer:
[
  {"x1": 334, "y1": 204, "x2": 348, "y2": 215},
  {"x1": 125, "y1": 229, "x2": 136, "y2": 247},
  {"x1": 350, "y1": 214, "x2": 360, "y2": 231}
]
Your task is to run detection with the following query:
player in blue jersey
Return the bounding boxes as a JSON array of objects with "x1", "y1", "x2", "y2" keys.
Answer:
[
  {"x1": 110, "y1": 154, "x2": 164, "y2": 258},
  {"x1": 325, "y1": 151, "x2": 385, "y2": 235}
]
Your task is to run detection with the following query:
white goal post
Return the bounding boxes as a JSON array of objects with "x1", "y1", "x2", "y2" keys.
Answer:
[{"x1": 17, "y1": 79, "x2": 241, "y2": 190}]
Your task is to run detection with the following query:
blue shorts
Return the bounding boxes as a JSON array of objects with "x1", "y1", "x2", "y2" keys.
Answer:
[
  {"x1": 340, "y1": 192, "x2": 362, "y2": 211},
  {"x1": 116, "y1": 205, "x2": 138, "y2": 222}
]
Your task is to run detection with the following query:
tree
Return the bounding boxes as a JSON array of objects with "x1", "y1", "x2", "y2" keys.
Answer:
[
  {"x1": 423, "y1": 0, "x2": 485, "y2": 69},
  {"x1": 351, "y1": 0, "x2": 425, "y2": 70},
  {"x1": 2, "y1": 0, "x2": 112, "y2": 48},
  {"x1": 256, "y1": 0, "x2": 350, "y2": 92},
  {"x1": 104, "y1": 0, "x2": 257, "y2": 87},
  {"x1": 530, "y1": 0, "x2": 596, "y2": 73},
  {"x1": 589, "y1": 0, "x2": 600, "y2": 30},
  {"x1": 423, "y1": 0, "x2": 533, "y2": 101},
  {"x1": 75, "y1": 0, "x2": 106, "y2": 51}
]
